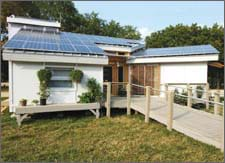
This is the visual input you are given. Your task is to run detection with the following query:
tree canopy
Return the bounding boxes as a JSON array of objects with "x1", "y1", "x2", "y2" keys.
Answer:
[{"x1": 145, "y1": 23, "x2": 224, "y2": 61}]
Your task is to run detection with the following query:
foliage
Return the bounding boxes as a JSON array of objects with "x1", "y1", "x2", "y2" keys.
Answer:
[
  {"x1": 174, "y1": 89, "x2": 188, "y2": 105},
  {"x1": 145, "y1": 23, "x2": 224, "y2": 61},
  {"x1": 19, "y1": 98, "x2": 27, "y2": 102},
  {"x1": 1, "y1": 112, "x2": 224, "y2": 162},
  {"x1": 79, "y1": 78, "x2": 102, "y2": 103},
  {"x1": 37, "y1": 69, "x2": 52, "y2": 99},
  {"x1": 196, "y1": 85, "x2": 204, "y2": 98},
  {"x1": 69, "y1": 69, "x2": 83, "y2": 83},
  {"x1": 118, "y1": 86, "x2": 127, "y2": 97},
  {"x1": 37, "y1": 69, "x2": 52, "y2": 83},
  {"x1": 32, "y1": 99, "x2": 39, "y2": 104}
]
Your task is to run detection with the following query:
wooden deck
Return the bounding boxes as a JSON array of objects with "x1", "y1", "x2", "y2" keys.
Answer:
[
  {"x1": 110, "y1": 96, "x2": 223, "y2": 149},
  {"x1": 15, "y1": 102, "x2": 100, "y2": 126}
]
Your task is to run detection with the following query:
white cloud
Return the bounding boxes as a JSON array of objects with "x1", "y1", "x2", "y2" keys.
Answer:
[{"x1": 138, "y1": 27, "x2": 154, "y2": 40}]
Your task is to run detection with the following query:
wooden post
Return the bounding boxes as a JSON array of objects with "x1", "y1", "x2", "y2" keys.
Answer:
[
  {"x1": 205, "y1": 83, "x2": 210, "y2": 110},
  {"x1": 214, "y1": 90, "x2": 220, "y2": 115},
  {"x1": 106, "y1": 82, "x2": 111, "y2": 117},
  {"x1": 187, "y1": 84, "x2": 192, "y2": 108},
  {"x1": 126, "y1": 83, "x2": 131, "y2": 115},
  {"x1": 145, "y1": 86, "x2": 151, "y2": 123},
  {"x1": 167, "y1": 91, "x2": 174, "y2": 131}
]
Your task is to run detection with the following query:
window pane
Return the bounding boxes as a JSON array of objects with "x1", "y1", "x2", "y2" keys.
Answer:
[
  {"x1": 50, "y1": 69, "x2": 71, "y2": 77},
  {"x1": 49, "y1": 80, "x2": 73, "y2": 88}
]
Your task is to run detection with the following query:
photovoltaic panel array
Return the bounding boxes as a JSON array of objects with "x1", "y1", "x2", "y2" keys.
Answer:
[
  {"x1": 4, "y1": 29, "x2": 143, "y2": 56},
  {"x1": 132, "y1": 45, "x2": 219, "y2": 58}
]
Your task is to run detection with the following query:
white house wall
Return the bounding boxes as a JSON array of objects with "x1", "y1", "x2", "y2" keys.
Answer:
[
  {"x1": 10, "y1": 61, "x2": 104, "y2": 112},
  {"x1": 12, "y1": 62, "x2": 43, "y2": 112},
  {"x1": 160, "y1": 62, "x2": 208, "y2": 84},
  {"x1": 160, "y1": 62, "x2": 208, "y2": 97}
]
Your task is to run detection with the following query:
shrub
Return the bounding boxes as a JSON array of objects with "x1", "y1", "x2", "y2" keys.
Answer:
[
  {"x1": 79, "y1": 78, "x2": 102, "y2": 103},
  {"x1": 196, "y1": 85, "x2": 204, "y2": 98}
]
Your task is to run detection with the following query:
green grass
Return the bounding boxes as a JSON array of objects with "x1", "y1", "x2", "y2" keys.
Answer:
[
  {"x1": 1, "y1": 97, "x2": 8, "y2": 101},
  {"x1": 1, "y1": 109, "x2": 224, "y2": 162}
]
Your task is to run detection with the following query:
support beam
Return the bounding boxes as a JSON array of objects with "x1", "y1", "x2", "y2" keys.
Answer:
[
  {"x1": 187, "y1": 84, "x2": 192, "y2": 108},
  {"x1": 90, "y1": 109, "x2": 100, "y2": 119},
  {"x1": 145, "y1": 86, "x2": 151, "y2": 123},
  {"x1": 167, "y1": 91, "x2": 174, "y2": 131},
  {"x1": 16, "y1": 114, "x2": 29, "y2": 126},
  {"x1": 106, "y1": 82, "x2": 111, "y2": 117},
  {"x1": 214, "y1": 90, "x2": 220, "y2": 115},
  {"x1": 126, "y1": 83, "x2": 131, "y2": 115}
]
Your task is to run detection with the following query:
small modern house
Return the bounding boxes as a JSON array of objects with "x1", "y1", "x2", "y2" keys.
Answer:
[{"x1": 2, "y1": 15, "x2": 220, "y2": 112}]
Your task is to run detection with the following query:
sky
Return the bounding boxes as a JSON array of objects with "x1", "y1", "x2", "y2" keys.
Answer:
[{"x1": 74, "y1": 1, "x2": 224, "y2": 39}]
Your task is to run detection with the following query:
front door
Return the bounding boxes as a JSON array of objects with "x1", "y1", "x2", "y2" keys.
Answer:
[
  {"x1": 118, "y1": 66, "x2": 123, "y2": 82},
  {"x1": 103, "y1": 66, "x2": 112, "y2": 82}
]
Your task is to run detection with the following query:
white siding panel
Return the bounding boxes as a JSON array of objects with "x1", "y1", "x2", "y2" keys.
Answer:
[
  {"x1": 12, "y1": 62, "x2": 43, "y2": 111},
  {"x1": 161, "y1": 62, "x2": 208, "y2": 84}
]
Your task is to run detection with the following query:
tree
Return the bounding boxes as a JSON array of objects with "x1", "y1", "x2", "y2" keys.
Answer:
[
  {"x1": 145, "y1": 23, "x2": 224, "y2": 61},
  {"x1": 81, "y1": 12, "x2": 106, "y2": 35}
]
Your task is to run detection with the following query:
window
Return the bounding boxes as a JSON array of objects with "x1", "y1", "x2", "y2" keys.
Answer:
[{"x1": 47, "y1": 68, "x2": 73, "y2": 88}]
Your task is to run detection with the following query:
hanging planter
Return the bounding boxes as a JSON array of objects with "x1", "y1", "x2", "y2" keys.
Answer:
[{"x1": 70, "y1": 69, "x2": 84, "y2": 102}]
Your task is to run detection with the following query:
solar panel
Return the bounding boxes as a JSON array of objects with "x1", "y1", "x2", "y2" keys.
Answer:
[
  {"x1": 59, "y1": 44, "x2": 75, "y2": 52},
  {"x1": 74, "y1": 45, "x2": 90, "y2": 53},
  {"x1": 133, "y1": 45, "x2": 219, "y2": 58},
  {"x1": 3, "y1": 28, "x2": 143, "y2": 55},
  {"x1": 5, "y1": 40, "x2": 25, "y2": 48}
]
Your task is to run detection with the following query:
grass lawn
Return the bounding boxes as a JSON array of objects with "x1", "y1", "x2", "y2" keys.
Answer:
[
  {"x1": 1, "y1": 97, "x2": 8, "y2": 101},
  {"x1": 1, "y1": 109, "x2": 224, "y2": 162}
]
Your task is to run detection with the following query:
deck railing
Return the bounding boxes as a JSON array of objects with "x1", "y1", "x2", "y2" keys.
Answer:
[{"x1": 103, "y1": 82, "x2": 224, "y2": 151}]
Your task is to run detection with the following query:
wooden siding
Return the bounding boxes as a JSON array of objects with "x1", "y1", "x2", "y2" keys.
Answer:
[{"x1": 131, "y1": 64, "x2": 161, "y2": 95}]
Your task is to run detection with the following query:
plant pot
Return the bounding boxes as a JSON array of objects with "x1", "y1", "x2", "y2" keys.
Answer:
[
  {"x1": 40, "y1": 98, "x2": 46, "y2": 105},
  {"x1": 20, "y1": 100, "x2": 27, "y2": 106}
]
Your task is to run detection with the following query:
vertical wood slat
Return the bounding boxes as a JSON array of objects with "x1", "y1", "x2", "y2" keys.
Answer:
[
  {"x1": 123, "y1": 65, "x2": 128, "y2": 82},
  {"x1": 126, "y1": 83, "x2": 131, "y2": 115},
  {"x1": 106, "y1": 82, "x2": 111, "y2": 117},
  {"x1": 167, "y1": 91, "x2": 174, "y2": 131},
  {"x1": 214, "y1": 90, "x2": 220, "y2": 115},
  {"x1": 145, "y1": 86, "x2": 151, "y2": 123},
  {"x1": 187, "y1": 84, "x2": 192, "y2": 108}
]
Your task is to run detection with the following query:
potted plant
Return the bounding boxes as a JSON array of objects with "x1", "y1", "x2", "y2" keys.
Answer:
[
  {"x1": 32, "y1": 99, "x2": 39, "y2": 106},
  {"x1": 69, "y1": 69, "x2": 83, "y2": 102},
  {"x1": 196, "y1": 85, "x2": 204, "y2": 98},
  {"x1": 37, "y1": 69, "x2": 52, "y2": 105},
  {"x1": 20, "y1": 99, "x2": 27, "y2": 106}
]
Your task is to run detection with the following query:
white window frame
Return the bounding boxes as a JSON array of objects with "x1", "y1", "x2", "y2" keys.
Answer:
[{"x1": 45, "y1": 65, "x2": 76, "y2": 91}]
